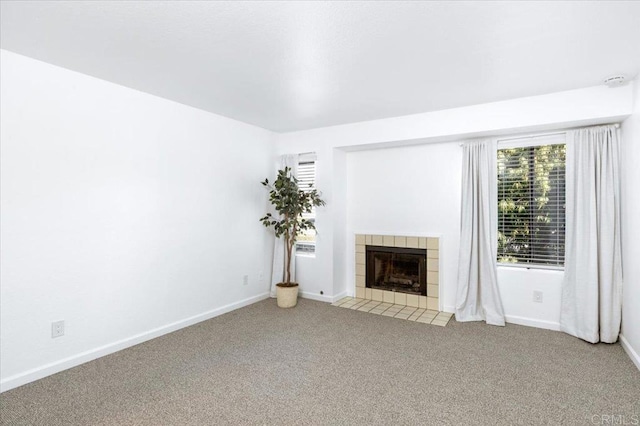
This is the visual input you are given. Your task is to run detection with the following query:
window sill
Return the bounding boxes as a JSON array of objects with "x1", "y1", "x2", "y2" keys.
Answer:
[
  {"x1": 497, "y1": 263, "x2": 564, "y2": 273},
  {"x1": 296, "y1": 253, "x2": 316, "y2": 259}
]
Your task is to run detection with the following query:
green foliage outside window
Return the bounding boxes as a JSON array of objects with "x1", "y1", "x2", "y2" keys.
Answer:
[{"x1": 497, "y1": 144, "x2": 566, "y2": 266}]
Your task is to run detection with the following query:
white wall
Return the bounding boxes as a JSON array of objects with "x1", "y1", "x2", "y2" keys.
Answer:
[
  {"x1": 346, "y1": 143, "x2": 564, "y2": 329},
  {"x1": 0, "y1": 50, "x2": 276, "y2": 391},
  {"x1": 621, "y1": 80, "x2": 640, "y2": 369},
  {"x1": 346, "y1": 143, "x2": 461, "y2": 310},
  {"x1": 276, "y1": 83, "x2": 633, "y2": 327}
]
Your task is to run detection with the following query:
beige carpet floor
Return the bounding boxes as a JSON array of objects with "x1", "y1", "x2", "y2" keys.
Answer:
[{"x1": 1, "y1": 298, "x2": 639, "y2": 425}]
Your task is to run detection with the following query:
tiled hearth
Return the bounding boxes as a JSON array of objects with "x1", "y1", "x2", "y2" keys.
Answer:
[{"x1": 332, "y1": 297, "x2": 453, "y2": 326}]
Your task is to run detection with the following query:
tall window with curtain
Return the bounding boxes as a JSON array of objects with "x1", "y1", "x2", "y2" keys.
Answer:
[{"x1": 497, "y1": 134, "x2": 566, "y2": 269}]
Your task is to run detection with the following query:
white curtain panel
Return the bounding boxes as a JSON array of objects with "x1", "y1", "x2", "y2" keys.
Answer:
[
  {"x1": 560, "y1": 125, "x2": 622, "y2": 343},
  {"x1": 455, "y1": 140, "x2": 506, "y2": 326},
  {"x1": 269, "y1": 154, "x2": 298, "y2": 297}
]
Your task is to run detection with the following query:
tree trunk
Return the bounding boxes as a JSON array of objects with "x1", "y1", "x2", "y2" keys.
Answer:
[{"x1": 285, "y1": 235, "x2": 292, "y2": 284}]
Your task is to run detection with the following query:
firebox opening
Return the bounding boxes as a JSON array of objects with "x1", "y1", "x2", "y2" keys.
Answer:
[{"x1": 365, "y1": 245, "x2": 427, "y2": 296}]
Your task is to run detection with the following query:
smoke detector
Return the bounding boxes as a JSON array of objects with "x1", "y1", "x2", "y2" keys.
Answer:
[{"x1": 603, "y1": 75, "x2": 627, "y2": 87}]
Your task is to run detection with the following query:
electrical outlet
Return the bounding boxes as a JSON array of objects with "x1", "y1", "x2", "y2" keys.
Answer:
[
  {"x1": 51, "y1": 320, "x2": 65, "y2": 338},
  {"x1": 533, "y1": 291, "x2": 543, "y2": 303},
  {"x1": 243, "y1": 275, "x2": 249, "y2": 286}
]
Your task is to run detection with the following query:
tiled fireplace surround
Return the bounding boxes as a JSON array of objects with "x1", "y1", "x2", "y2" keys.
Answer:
[{"x1": 355, "y1": 234, "x2": 440, "y2": 311}]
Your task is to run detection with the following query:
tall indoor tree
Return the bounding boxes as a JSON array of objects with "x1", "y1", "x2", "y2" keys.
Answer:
[{"x1": 261, "y1": 166, "x2": 325, "y2": 307}]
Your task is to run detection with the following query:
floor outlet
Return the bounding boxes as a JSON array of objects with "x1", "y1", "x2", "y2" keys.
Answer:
[{"x1": 52, "y1": 320, "x2": 65, "y2": 338}]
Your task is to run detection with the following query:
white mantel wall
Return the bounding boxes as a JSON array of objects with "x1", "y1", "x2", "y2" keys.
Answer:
[
  {"x1": 0, "y1": 50, "x2": 276, "y2": 391},
  {"x1": 276, "y1": 83, "x2": 634, "y2": 331}
]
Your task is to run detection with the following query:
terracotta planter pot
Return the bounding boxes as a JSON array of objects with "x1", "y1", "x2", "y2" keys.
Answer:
[{"x1": 276, "y1": 283, "x2": 299, "y2": 308}]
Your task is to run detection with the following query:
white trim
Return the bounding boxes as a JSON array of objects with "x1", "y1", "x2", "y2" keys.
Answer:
[
  {"x1": 445, "y1": 306, "x2": 561, "y2": 331},
  {"x1": 620, "y1": 334, "x2": 640, "y2": 371},
  {"x1": 299, "y1": 291, "x2": 333, "y2": 303},
  {"x1": 331, "y1": 291, "x2": 349, "y2": 303},
  {"x1": 0, "y1": 292, "x2": 269, "y2": 393},
  {"x1": 504, "y1": 314, "x2": 561, "y2": 331}
]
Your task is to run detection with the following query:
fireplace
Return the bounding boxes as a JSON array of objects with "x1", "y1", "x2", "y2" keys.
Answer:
[
  {"x1": 355, "y1": 234, "x2": 439, "y2": 310},
  {"x1": 366, "y1": 245, "x2": 427, "y2": 296}
]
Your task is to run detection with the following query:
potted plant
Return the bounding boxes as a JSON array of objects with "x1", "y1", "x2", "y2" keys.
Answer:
[{"x1": 260, "y1": 166, "x2": 325, "y2": 308}]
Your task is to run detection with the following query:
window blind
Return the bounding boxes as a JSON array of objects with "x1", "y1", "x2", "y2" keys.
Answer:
[
  {"x1": 497, "y1": 135, "x2": 566, "y2": 268},
  {"x1": 297, "y1": 154, "x2": 317, "y2": 254}
]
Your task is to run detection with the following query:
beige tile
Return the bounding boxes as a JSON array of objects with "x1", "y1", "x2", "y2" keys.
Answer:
[
  {"x1": 369, "y1": 309, "x2": 385, "y2": 315},
  {"x1": 355, "y1": 234, "x2": 365, "y2": 245},
  {"x1": 372, "y1": 289, "x2": 383, "y2": 302},
  {"x1": 332, "y1": 297, "x2": 352, "y2": 306},
  {"x1": 427, "y1": 259, "x2": 439, "y2": 272},
  {"x1": 378, "y1": 303, "x2": 394, "y2": 309},
  {"x1": 356, "y1": 264, "x2": 366, "y2": 276},
  {"x1": 425, "y1": 309, "x2": 439, "y2": 316},
  {"x1": 394, "y1": 236, "x2": 406, "y2": 247},
  {"x1": 356, "y1": 275, "x2": 365, "y2": 288},
  {"x1": 359, "y1": 301, "x2": 380, "y2": 312},
  {"x1": 427, "y1": 237, "x2": 439, "y2": 250},
  {"x1": 383, "y1": 235, "x2": 395, "y2": 247},
  {"x1": 416, "y1": 316, "x2": 434, "y2": 324},
  {"x1": 406, "y1": 294, "x2": 419, "y2": 308},
  {"x1": 365, "y1": 235, "x2": 372, "y2": 245},
  {"x1": 421, "y1": 309, "x2": 438, "y2": 319},
  {"x1": 419, "y1": 237, "x2": 427, "y2": 249},
  {"x1": 356, "y1": 252, "x2": 366, "y2": 265},
  {"x1": 365, "y1": 288, "x2": 372, "y2": 300},
  {"x1": 434, "y1": 313, "x2": 451, "y2": 322},
  {"x1": 356, "y1": 244, "x2": 365, "y2": 253},
  {"x1": 394, "y1": 314, "x2": 411, "y2": 320},
  {"x1": 427, "y1": 297, "x2": 439, "y2": 311},
  {"x1": 427, "y1": 271, "x2": 439, "y2": 285},
  {"x1": 406, "y1": 236, "x2": 419, "y2": 248},
  {"x1": 399, "y1": 306, "x2": 417, "y2": 315},
  {"x1": 408, "y1": 309, "x2": 425, "y2": 321},
  {"x1": 371, "y1": 235, "x2": 382, "y2": 245},
  {"x1": 419, "y1": 296, "x2": 427, "y2": 309},
  {"x1": 381, "y1": 310, "x2": 398, "y2": 317},
  {"x1": 383, "y1": 291, "x2": 395, "y2": 304},
  {"x1": 356, "y1": 287, "x2": 365, "y2": 299},
  {"x1": 427, "y1": 284, "x2": 439, "y2": 298},
  {"x1": 431, "y1": 320, "x2": 448, "y2": 327},
  {"x1": 427, "y1": 249, "x2": 439, "y2": 259},
  {"x1": 394, "y1": 292, "x2": 407, "y2": 306},
  {"x1": 350, "y1": 299, "x2": 369, "y2": 310},
  {"x1": 439, "y1": 312, "x2": 453, "y2": 319}
]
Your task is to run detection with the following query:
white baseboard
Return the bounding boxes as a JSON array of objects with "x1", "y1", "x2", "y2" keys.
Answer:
[
  {"x1": 0, "y1": 292, "x2": 270, "y2": 393},
  {"x1": 331, "y1": 291, "x2": 348, "y2": 303},
  {"x1": 441, "y1": 306, "x2": 560, "y2": 331},
  {"x1": 504, "y1": 314, "x2": 561, "y2": 331},
  {"x1": 299, "y1": 291, "x2": 333, "y2": 303},
  {"x1": 620, "y1": 334, "x2": 640, "y2": 371}
]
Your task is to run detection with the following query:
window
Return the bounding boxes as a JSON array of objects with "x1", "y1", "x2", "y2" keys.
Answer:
[
  {"x1": 497, "y1": 135, "x2": 566, "y2": 268},
  {"x1": 296, "y1": 154, "x2": 317, "y2": 255}
]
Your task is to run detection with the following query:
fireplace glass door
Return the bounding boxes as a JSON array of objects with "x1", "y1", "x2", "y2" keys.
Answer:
[{"x1": 365, "y1": 246, "x2": 427, "y2": 296}]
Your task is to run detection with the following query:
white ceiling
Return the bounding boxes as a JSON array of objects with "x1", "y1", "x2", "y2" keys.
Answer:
[{"x1": 2, "y1": 1, "x2": 640, "y2": 132}]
